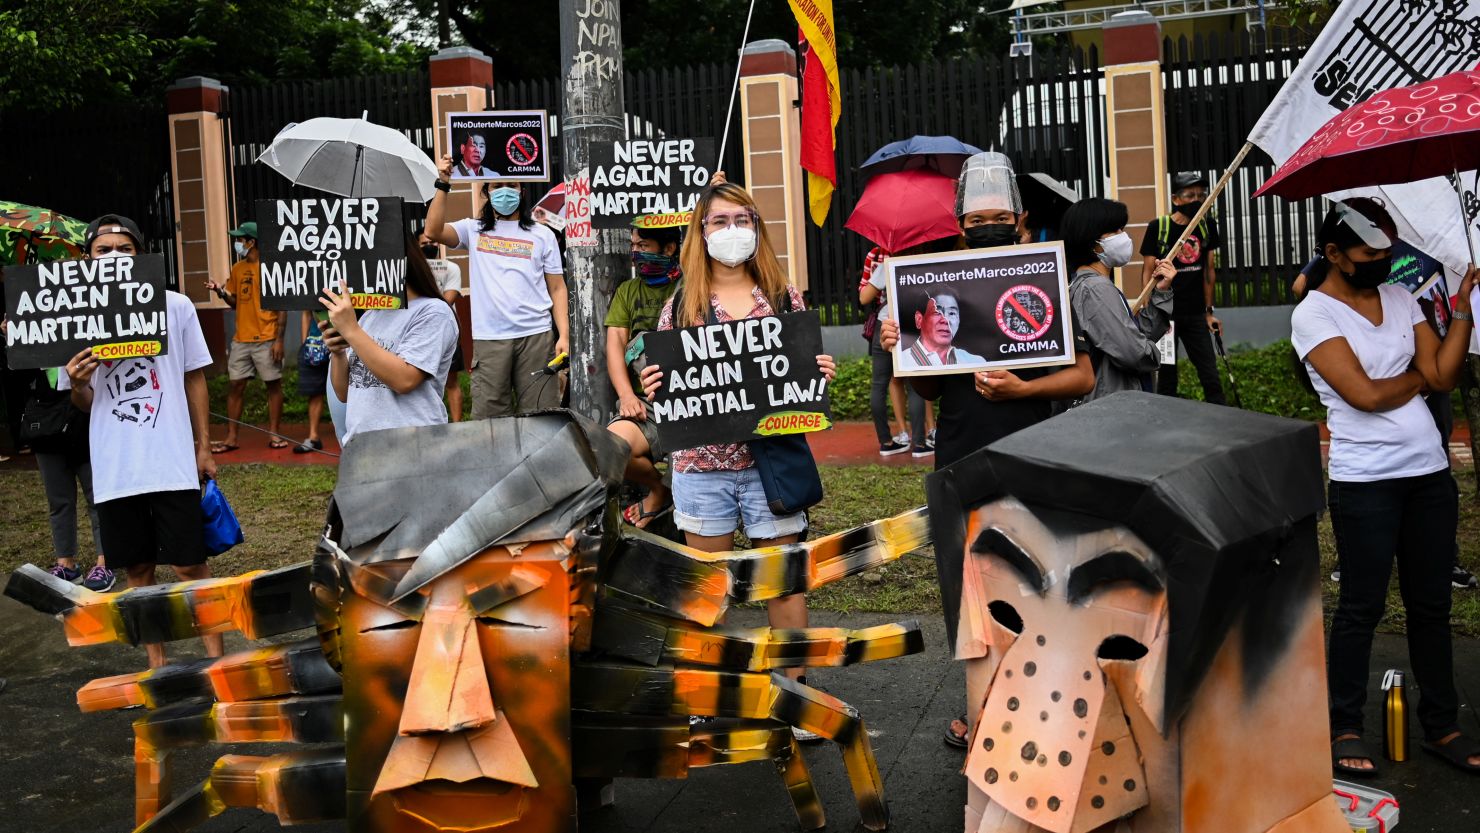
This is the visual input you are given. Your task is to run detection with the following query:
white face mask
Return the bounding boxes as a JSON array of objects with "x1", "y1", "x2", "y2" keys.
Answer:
[
  {"x1": 234, "y1": 241, "x2": 248, "y2": 258},
  {"x1": 1095, "y1": 231, "x2": 1134, "y2": 268},
  {"x1": 705, "y1": 226, "x2": 757, "y2": 267}
]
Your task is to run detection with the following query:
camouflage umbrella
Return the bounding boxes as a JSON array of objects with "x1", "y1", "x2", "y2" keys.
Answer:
[{"x1": 0, "y1": 201, "x2": 88, "y2": 265}]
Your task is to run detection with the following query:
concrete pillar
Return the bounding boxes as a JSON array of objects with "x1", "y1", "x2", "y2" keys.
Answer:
[
  {"x1": 1102, "y1": 11, "x2": 1166, "y2": 297},
  {"x1": 429, "y1": 46, "x2": 493, "y2": 361},
  {"x1": 166, "y1": 76, "x2": 232, "y2": 363},
  {"x1": 739, "y1": 40, "x2": 809, "y2": 290}
]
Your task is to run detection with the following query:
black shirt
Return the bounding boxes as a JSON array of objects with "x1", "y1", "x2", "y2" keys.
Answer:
[{"x1": 1139, "y1": 216, "x2": 1220, "y2": 317}]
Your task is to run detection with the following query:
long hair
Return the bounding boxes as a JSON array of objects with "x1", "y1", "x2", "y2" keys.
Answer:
[
  {"x1": 477, "y1": 183, "x2": 535, "y2": 233},
  {"x1": 1060, "y1": 198, "x2": 1129, "y2": 270},
  {"x1": 676, "y1": 182, "x2": 789, "y2": 327},
  {"x1": 403, "y1": 232, "x2": 443, "y2": 300}
]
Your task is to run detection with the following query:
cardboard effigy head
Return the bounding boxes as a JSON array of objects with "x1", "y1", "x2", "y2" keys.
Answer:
[
  {"x1": 927, "y1": 392, "x2": 1328, "y2": 832},
  {"x1": 311, "y1": 413, "x2": 625, "y2": 832}
]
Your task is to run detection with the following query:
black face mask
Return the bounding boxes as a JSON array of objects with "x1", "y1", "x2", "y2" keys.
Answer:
[
  {"x1": 421, "y1": 245, "x2": 440, "y2": 259},
  {"x1": 963, "y1": 223, "x2": 1019, "y2": 249},
  {"x1": 1342, "y1": 256, "x2": 1391, "y2": 289},
  {"x1": 1178, "y1": 200, "x2": 1204, "y2": 220}
]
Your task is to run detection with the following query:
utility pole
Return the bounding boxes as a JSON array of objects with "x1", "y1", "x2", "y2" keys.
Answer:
[{"x1": 558, "y1": 0, "x2": 628, "y2": 422}]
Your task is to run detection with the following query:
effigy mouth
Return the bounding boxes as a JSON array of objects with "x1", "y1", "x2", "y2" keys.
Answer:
[{"x1": 390, "y1": 778, "x2": 530, "y2": 831}]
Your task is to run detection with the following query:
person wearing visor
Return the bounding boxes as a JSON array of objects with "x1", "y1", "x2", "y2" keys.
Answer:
[
  {"x1": 606, "y1": 221, "x2": 682, "y2": 528},
  {"x1": 425, "y1": 155, "x2": 568, "y2": 418},
  {"x1": 60, "y1": 215, "x2": 222, "y2": 668},
  {"x1": 1140, "y1": 171, "x2": 1226, "y2": 404},
  {"x1": 1291, "y1": 201, "x2": 1479, "y2": 776},
  {"x1": 1060, "y1": 197, "x2": 1175, "y2": 403}
]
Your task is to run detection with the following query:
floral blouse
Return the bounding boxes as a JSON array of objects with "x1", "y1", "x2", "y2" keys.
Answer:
[{"x1": 657, "y1": 283, "x2": 807, "y2": 473}]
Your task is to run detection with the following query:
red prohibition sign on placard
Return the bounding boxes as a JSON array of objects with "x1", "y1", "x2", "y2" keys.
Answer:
[
  {"x1": 994, "y1": 284, "x2": 1055, "y2": 342},
  {"x1": 506, "y1": 133, "x2": 540, "y2": 166}
]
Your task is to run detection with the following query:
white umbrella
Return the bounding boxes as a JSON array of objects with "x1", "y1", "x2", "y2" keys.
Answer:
[{"x1": 256, "y1": 112, "x2": 437, "y2": 202}]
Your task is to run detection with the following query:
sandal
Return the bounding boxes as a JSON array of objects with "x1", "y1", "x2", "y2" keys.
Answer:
[
  {"x1": 622, "y1": 501, "x2": 672, "y2": 529},
  {"x1": 944, "y1": 715, "x2": 969, "y2": 749},
  {"x1": 1331, "y1": 735, "x2": 1380, "y2": 777},
  {"x1": 292, "y1": 439, "x2": 324, "y2": 455},
  {"x1": 1422, "y1": 733, "x2": 1480, "y2": 773},
  {"x1": 268, "y1": 438, "x2": 291, "y2": 450},
  {"x1": 209, "y1": 442, "x2": 239, "y2": 454}
]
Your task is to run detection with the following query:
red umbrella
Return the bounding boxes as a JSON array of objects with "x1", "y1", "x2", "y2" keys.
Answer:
[{"x1": 845, "y1": 169, "x2": 960, "y2": 253}]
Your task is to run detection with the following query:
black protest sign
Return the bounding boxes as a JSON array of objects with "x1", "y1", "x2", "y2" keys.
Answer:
[
  {"x1": 644, "y1": 310, "x2": 832, "y2": 449},
  {"x1": 886, "y1": 241, "x2": 1075, "y2": 377},
  {"x1": 4, "y1": 254, "x2": 169, "y2": 369},
  {"x1": 256, "y1": 196, "x2": 407, "y2": 311},
  {"x1": 447, "y1": 110, "x2": 551, "y2": 181},
  {"x1": 590, "y1": 138, "x2": 715, "y2": 228}
]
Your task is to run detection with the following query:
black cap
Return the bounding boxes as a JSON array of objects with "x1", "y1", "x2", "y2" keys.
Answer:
[
  {"x1": 1171, "y1": 171, "x2": 1208, "y2": 192},
  {"x1": 84, "y1": 215, "x2": 144, "y2": 250}
]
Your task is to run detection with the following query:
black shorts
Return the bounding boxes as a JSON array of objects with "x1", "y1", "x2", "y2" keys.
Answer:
[
  {"x1": 447, "y1": 342, "x2": 466, "y2": 376},
  {"x1": 298, "y1": 360, "x2": 329, "y2": 398},
  {"x1": 96, "y1": 489, "x2": 207, "y2": 569}
]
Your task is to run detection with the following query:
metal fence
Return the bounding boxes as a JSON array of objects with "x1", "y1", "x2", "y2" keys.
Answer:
[
  {"x1": 1164, "y1": 29, "x2": 1320, "y2": 307},
  {"x1": 0, "y1": 103, "x2": 177, "y2": 283}
]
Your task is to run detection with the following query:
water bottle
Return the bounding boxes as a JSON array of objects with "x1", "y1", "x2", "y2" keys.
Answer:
[{"x1": 1381, "y1": 669, "x2": 1408, "y2": 762}]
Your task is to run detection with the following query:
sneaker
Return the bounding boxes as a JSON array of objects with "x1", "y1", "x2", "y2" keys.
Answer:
[
  {"x1": 47, "y1": 562, "x2": 82, "y2": 583},
  {"x1": 1331, "y1": 570, "x2": 1341, "y2": 583},
  {"x1": 911, "y1": 445, "x2": 934, "y2": 458},
  {"x1": 892, "y1": 431, "x2": 909, "y2": 446},
  {"x1": 879, "y1": 441, "x2": 910, "y2": 457},
  {"x1": 927, "y1": 429, "x2": 937, "y2": 448},
  {"x1": 82, "y1": 564, "x2": 117, "y2": 593},
  {"x1": 1453, "y1": 566, "x2": 1478, "y2": 590}
]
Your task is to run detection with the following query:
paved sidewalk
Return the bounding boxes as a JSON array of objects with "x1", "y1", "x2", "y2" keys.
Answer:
[{"x1": 1, "y1": 602, "x2": 1476, "y2": 832}]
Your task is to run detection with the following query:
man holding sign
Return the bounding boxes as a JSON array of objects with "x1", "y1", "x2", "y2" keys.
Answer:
[{"x1": 59, "y1": 216, "x2": 223, "y2": 669}]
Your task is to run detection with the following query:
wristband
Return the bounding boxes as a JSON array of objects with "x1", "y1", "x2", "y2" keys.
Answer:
[
  {"x1": 1454, "y1": 309, "x2": 1474, "y2": 323},
  {"x1": 433, "y1": 179, "x2": 452, "y2": 193}
]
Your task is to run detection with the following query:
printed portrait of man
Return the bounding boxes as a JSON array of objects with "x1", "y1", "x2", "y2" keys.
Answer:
[
  {"x1": 900, "y1": 285, "x2": 985, "y2": 369},
  {"x1": 455, "y1": 132, "x2": 490, "y2": 177}
]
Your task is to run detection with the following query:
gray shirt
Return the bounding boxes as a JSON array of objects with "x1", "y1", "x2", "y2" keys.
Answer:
[
  {"x1": 344, "y1": 297, "x2": 459, "y2": 443},
  {"x1": 1068, "y1": 267, "x2": 1171, "y2": 405}
]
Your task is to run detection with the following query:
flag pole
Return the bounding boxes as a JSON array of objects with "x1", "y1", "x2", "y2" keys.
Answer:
[
  {"x1": 1132, "y1": 141, "x2": 1254, "y2": 314},
  {"x1": 716, "y1": 0, "x2": 759, "y2": 171}
]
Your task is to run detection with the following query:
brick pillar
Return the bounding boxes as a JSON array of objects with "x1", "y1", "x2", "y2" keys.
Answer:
[
  {"x1": 429, "y1": 46, "x2": 493, "y2": 359},
  {"x1": 166, "y1": 76, "x2": 232, "y2": 364},
  {"x1": 1102, "y1": 11, "x2": 1166, "y2": 297},
  {"x1": 739, "y1": 40, "x2": 809, "y2": 290}
]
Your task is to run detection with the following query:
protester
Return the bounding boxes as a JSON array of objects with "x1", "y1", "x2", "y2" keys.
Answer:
[
  {"x1": 424, "y1": 156, "x2": 568, "y2": 418},
  {"x1": 1290, "y1": 202, "x2": 1479, "y2": 775},
  {"x1": 204, "y1": 222, "x2": 288, "y2": 451},
  {"x1": 859, "y1": 245, "x2": 936, "y2": 457},
  {"x1": 1139, "y1": 172, "x2": 1227, "y2": 404},
  {"x1": 25, "y1": 366, "x2": 113, "y2": 590},
  {"x1": 639, "y1": 181, "x2": 837, "y2": 740},
  {"x1": 322, "y1": 235, "x2": 458, "y2": 444},
  {"x1": 293, "y1": 311, "x2": 329, "y2": 454},
  {"x1": 879, "y1": 152, "x2": 1092, "y2": 749},
  {"x1": 1061, "y1": 197, "x2": 1175, "y2": 403},
  {"x1": 1291, "y1": 198, "x2": 1478, "y2": 591},
  {"x1": 419, "y1": 232, "x2": 467, "y2": 422},
  {"x1": 606, "y1": 223, "x2": 681, "y2": 527},
  {"x1": 61, "y1": 215, "x2": 222, "y2": 668}
]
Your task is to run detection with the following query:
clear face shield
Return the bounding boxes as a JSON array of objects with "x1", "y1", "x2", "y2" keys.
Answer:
[
  {"x1": 956, "y1": 152, "x2": 1023, "y2": 219},
  {"x1": 1332, "y1": 201, "x2": 1393, "y2": 249}
]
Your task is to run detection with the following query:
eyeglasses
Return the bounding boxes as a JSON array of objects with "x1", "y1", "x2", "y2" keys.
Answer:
[{"x1": 703, "y1": 212, "x2": 756, "y2": 233}]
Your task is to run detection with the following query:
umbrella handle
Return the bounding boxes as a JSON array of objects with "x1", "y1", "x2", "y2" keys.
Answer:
[{"x1": 1452, "y1": 165, "x2": 1477, "y2": 267}]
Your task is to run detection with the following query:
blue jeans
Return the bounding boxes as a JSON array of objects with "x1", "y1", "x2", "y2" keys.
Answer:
[
  {"x1": 671, "y1": 466, "x2": 807, "y2": 540},
  {"x1": 1327, "y1": 469, "x2": 1459, "y2": 741}
]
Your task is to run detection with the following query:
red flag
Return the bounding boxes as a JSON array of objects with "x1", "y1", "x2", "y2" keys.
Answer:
[{"x1": 798, "y1": 29, "x2": 837, "y2": 225}]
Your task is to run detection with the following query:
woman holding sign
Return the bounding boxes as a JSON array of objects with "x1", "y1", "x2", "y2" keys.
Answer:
[
  {"x1": 639, "y1": 182, "x2": 837, "y2": 739},
  {"x1": 321, "y1": 239, "x2": 459, "y2": 444}
]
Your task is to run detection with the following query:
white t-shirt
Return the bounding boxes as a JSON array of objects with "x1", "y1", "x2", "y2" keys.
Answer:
[
  {"x1": 452, "y1": 218, "x2": 563, "y2": 340},
  {"x1": 1290, "y1": 285, "x2": 1447, "y2": 482},
  {"x1": 343, "y1": 297, "x2": 459, "y2": 444},
  {"x1": 59, "y1": 291, "x2": 214, "y2": 503},
  {"x1": 428, "y1": 258, "x2": 462, "y2": 297}
]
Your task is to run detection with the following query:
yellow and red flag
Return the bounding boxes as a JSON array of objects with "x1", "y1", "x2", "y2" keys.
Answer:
[{"x1": 789, "y1": 0, "x2": 839, "y2": 226}]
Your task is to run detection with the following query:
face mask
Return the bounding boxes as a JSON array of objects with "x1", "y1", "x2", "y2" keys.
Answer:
[
  {"x1": 233, "y1": 241, "x2": 247, "y2": 258},
  {"x1": 963, "y1": 223, "x2": 1019, "y2": 249},
  {"x1": 1342, "y1": 255, "x2": 1391, "y2": 289},
  {"x1": 1095, "y1": 231, "x2": 1134, "y2": 268},
  {"x1": 421, "y1": 244, "x2": 440, "y2": 259},
  {"x1": 488, "y1": 186, "x2": 521, "y2": 216},
  {"x1": 631, "y1": 250, "x2": 678, "y2": 285},
  {"x1": 1178, "y1": 200, "x2": 1204, "y2": 220},
  {"x1": 705, "y1": 226, "x2": 757, "y2": 267}
]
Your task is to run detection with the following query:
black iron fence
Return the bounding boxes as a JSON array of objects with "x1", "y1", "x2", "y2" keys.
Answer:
[
  {"x1": 1164, "y1": 29, "x2": 1320, "y2": 307},
  {"x1": 0, "y1": 103, "x2": 177, "y2": 283}
]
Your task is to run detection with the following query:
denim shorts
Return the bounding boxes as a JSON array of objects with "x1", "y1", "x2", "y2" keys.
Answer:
[{"x1": 671, "y1": 466, "x2": 808, "y2": 540}]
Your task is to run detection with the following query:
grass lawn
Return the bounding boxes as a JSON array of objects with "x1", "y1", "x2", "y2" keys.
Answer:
[{"x1": 2, "y1": 462, "x2": 1478, "y2": 637}]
